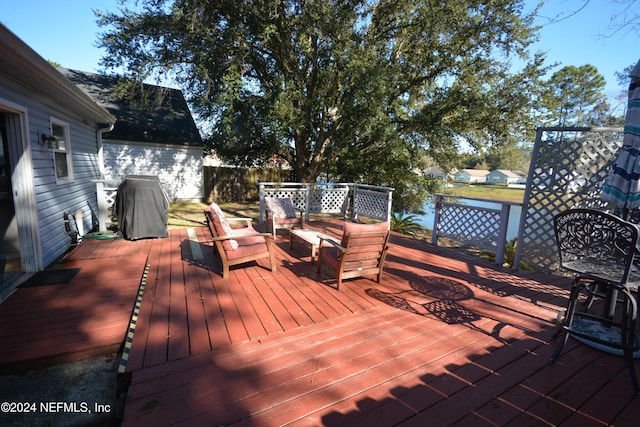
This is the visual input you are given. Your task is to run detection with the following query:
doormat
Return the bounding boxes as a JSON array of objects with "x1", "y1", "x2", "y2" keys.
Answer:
[{"x1": 19, "y1": 268, "x2": 82, "y2": 288}]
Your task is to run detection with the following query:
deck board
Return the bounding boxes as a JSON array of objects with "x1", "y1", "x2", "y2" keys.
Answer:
[
  {"x1": 184, "y1": 260, "x2": 214, "y2": 355},
  {"x1": 167, "y1": 230, "x2": 190, "y2": 362},
  {"x1": 0, "y1": 255, "x2": 146, "y2": 368},
  {"x1": 143, "y1": 236, "x2": 172, "y2": 368},
  {"x1": 2, "y1": 219, "x2": 639, "y2": 425},
  {"x1": 119, "y1": 224, "x2": 636, "y2": 425},
  {"x1": 123, "y1": 238, "x2": 160, "y2": 372},
  {"x1": 119, "y1": 222, "x2": 640, "y2": 426}
]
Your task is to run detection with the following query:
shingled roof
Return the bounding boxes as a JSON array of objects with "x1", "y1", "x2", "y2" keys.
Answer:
[{"x1": 59, "y1": 68, "x2": 202, "y2": 146}]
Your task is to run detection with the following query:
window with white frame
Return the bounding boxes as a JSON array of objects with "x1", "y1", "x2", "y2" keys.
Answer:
[{"x1": 50, "y1": 119, "x2": 73, "y2": 181}]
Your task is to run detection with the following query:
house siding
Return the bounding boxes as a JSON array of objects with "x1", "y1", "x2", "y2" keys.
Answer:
[
  {"x1": 454, "y1": 170, "x2": 489, "y2": 183},
  {"x1": 32, "y1": 110, "x2": 102, "y2": 267},
  {"x1": 486, "y1": 170, "x2": 520, "y2": 184},
  {"x1": 103, "y1": 140, "x2": 203, "y2": 201},
  {"x1": 2, "y1": 84, "x2": 103, "y2": 268}
]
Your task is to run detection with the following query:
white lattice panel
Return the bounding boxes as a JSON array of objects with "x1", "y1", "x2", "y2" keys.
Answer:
[
  {"x1": 353, "y1": 188, "x2": 390, "y2": 221},
  {"x1": 264, "y1": 187, "x2": 349, "y2": 214},
  {"x1": 517, "y1": 128, "x2": 623, "y2": 271},
  {"x1": 263, "y1": 188, "x2": 307, "y2": 210},
  {"x1": 308, "y1": 188, "x2": 349, "y2": 213},
  {"x1": 104, "y1": 188, "x2": 117, "y2": 208},
  {"x1": 436, "y1": 203, "x2": 500, "y2": 248},
  {"x1": 259, "y1": 183, "x2": 391, "y2": 223}
]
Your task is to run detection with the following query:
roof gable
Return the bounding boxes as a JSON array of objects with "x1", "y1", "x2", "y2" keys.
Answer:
[
  {"x1": 488, "y1": 169, "x2": 521, "y2": 178},
  {"x1": 460, "y1": 169, "x2": 489, "y2": 177},
  {"x1": 0, "y1": 25, "x2": 115, "y2": 125},
  {"x1": 59, "y1": 68, "x2": 202, "y2": 146}
]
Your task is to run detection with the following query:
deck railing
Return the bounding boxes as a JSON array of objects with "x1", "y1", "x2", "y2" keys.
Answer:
[
  {"x1": 258, "y1": 182, "x2": 393, "y2": 224},
  {"x1": 95, "y1": 180, "x2": 393, "y2": 231},
  {"x1": 94, "y1": 180, "x2": 119, "y2": 231},
  {"x1": 431, "y1": 193, "x2": 522, "y2": 265}
]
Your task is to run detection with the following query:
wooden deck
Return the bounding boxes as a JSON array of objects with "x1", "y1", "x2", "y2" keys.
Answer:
[
  {"x1": 1, "y1": 220, "x2": 639, "y2": 425},
  {"x1": 0, "y1": 243, "x2": 149, "y2": 370}
]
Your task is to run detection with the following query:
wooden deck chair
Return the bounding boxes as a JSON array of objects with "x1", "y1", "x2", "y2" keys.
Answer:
[
  {"x1": 264, "y1": 196, "x2": 304, "y2": 239},
  {"x1": 316, "y1": 221, "x2": 390, "y2": 290},
  {"x1": 204, "y1": 203, "x2": 277, "y2": 278}
]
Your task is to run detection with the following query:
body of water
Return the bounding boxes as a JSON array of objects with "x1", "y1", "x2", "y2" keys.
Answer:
[{"x1": 415, "y1": 199, "x2": 523, "y2": 241}]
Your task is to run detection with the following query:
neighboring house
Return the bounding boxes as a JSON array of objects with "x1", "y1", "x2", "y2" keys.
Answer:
[
  {"x1": 424, "y1": 166, "x2": 451, "y2": 180},
  {"x1": 512, "y1": 170, "x2": 528, "y2": 180},
  {"x1": 59, "y1": 68, "x2": 204, "y2": 202},
  {"x1": 0, "y1": 24, "x2": 116, "y2": 293},
  {"x1": 454, "y1": 169, "x2": 489, "y2": 183},
  {"x1": 486, "y1": 169, "x2": 522, "y2": 184}
]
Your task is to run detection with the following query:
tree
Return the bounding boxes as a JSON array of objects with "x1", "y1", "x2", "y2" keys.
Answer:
[
  {"x1": 543, "y1": 64, "x2": 608, "y2": 127},
  {"x1": 485, "y1": 145, "x2": 531, "y2": 171},
  {"x1": 460, "y1": 147, "x2": 530, "y2": 173},
  {"x1": 96, "y1": 0, "x2": 548, "y2": 212}
]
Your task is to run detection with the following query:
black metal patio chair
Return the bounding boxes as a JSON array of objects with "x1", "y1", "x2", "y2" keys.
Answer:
[{"x1": 548, "y1": 208, "x2": 640, "y2": 394}]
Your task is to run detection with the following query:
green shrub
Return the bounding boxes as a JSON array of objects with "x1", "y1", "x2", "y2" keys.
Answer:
[{"x1": 390, "y1": 212, "x2": 425, "y2": 236}]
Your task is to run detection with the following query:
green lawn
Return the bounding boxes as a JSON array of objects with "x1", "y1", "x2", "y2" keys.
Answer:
[
  {"x1": 168, "y1": 201, "x2": 260, "y2": 229},
  {"x1": 440, "y1": 184, "x2": 525, "y2": 203}
]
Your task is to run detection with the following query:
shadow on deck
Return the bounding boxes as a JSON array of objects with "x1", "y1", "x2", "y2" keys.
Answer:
[{"x1": 1, "y1": 219, "x2": 638, "y2": 426}]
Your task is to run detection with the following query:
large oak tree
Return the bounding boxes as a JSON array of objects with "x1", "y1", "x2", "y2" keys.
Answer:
[{"x1": 97, "y1": 0, "x2": 548, "y2": 212}]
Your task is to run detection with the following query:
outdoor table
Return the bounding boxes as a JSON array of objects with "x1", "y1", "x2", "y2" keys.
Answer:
[{"x1": 289, "y1": 229, "x2": 337, "y2": 263}]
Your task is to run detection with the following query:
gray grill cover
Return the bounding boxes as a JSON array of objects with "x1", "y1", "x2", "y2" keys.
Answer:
[{"x1": 115, "y1": 175, "x2": 169, "y2": 240}]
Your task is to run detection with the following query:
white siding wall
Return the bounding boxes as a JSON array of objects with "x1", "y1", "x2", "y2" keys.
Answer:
[
  {"x1": 103, "y1": 141, "x2": 203, "y2": 201},
  {"x1": 1, "y1": 83, "x2": 103, "y2": 268}
]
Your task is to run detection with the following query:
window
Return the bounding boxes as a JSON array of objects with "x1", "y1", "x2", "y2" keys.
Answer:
[{"x1": 50, "y1": 120, "x2": 73, "y2": 181}]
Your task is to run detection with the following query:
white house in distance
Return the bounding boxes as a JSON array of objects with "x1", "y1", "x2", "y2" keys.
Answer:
[
  {"x1": 0, "y1": 24, "x2": 116, "y2": 296},
  {"x1": 454, "y1": 169, "x2": 490, "y2": 183},
  {"x1": 59, "y1": 69, "x2": 204, "y2": 202},
  {"x1": 424, "y1": 165, "x2": 452, "y2": 180},
  {"x1": 486, "y1": 169, "x2": 523, "y2": 184}
]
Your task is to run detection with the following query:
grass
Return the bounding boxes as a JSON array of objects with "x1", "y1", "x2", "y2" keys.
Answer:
[
  {"x1": 440, "y1": 184, "x2": 525, "y2": 203},
  {"x1": 168, "y1": 201, "x2": 260, "y2": 229}
]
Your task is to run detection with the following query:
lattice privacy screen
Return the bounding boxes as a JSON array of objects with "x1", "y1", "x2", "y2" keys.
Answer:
[
  {"x1": 515, "y1": 127, "x2": 623, "y2": 271},
  {"x1": 261, "y1": 185, "x2": 350, "y2": 219},
  {"x1": 96, "y1": 181, "x2": 120, "y2": 231},
  {"x1": 353, "y1": 188, "x2": 391, "y2": 222},
  {"x1": 263, "y1": 188, "x2": 308, "y2": 211},
  {"x1": 308, "y1": 188, "x2": 349, "y2": 213},
  {"x1": 436, "y1": 203, "x2": 502, "y2": 249},
  {"x1": 259, "y1": 183, "x2": 392, "y2": 223}
]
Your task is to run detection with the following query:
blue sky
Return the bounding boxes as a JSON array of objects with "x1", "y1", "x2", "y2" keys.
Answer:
[
  {"x1": 524, "y1": 0, "x2": 640, "y2": 96},
  {"x1": 2, "y1": 0, "x2": 638, "y2": 96}
]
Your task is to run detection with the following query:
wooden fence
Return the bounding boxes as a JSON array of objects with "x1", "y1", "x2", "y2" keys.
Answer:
[{"x1": 203, "y1": 166, "x2": 294, "y2": 202}]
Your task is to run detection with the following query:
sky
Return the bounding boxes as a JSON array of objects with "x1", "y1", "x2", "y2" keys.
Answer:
[
  {"x1": 1, "y1": 0, "x2": 639, "y2": 97},
  {"x1": 524, "y1": 0, "x2": 640, "y2": 97}
]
